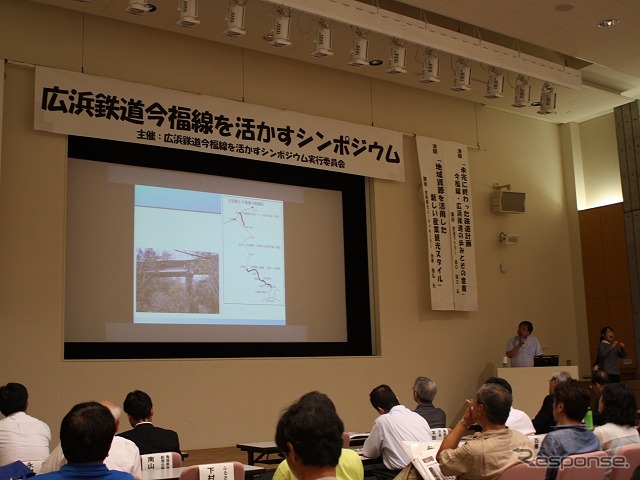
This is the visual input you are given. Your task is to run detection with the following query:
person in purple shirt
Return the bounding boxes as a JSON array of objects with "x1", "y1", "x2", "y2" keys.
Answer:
[{"x1": 36, "y1": 402, "x2": 134, "y2": 480}]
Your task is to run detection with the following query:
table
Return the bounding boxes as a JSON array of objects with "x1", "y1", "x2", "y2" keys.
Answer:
[
  {"x1": 236, "y1": 442, "x2": 281, "y2": 466},
  {"x1": 237, "y1": 436, "x2": 369, "y2": 466},
  {"x1": 141, "y1": 464, "x2": 265, "y2": 480}
]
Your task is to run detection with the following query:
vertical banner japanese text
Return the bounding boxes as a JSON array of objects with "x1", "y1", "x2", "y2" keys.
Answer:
[
  {"x1": 417, "y1": 137, "x2": 478, "y2": 311},
  {"x1": 33, "y1": 67, "x2": 404, "y2": 181}
]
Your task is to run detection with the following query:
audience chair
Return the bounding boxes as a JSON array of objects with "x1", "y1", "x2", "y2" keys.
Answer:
[
  {"x1": 179, "y1": 461, "x2": 245, "y2": 480},
  {"x1": 609, "y1": 444, "x2": 640, "y2": 480},
  {"x1": 22, "y1": 460, "x2": 44, "y2": 474},
  {"x1": 556, "y1": 451, "x2": 608, "y2": 480},
  {"x1": 498, "y1": 462, "x2": 546, "y2": 480},
  {"x1": 140, "y1": 452, "x2": 183, "y2": 470}
]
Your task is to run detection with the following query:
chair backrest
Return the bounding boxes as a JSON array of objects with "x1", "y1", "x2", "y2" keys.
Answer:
[
  {"x1": 140, "y1": 452, "x2": 183, "y2": 470},
  {"x1": 609, "y1": 443, "x2": 640, "y2": 480},
  {"x1": 179, "y1": 462, "x2": 244, "y2": 480},
  {"x1": 498, "y1": 462, "x2": 546, "y2": 480},
  {"x1": 556, "y1": 451, "x2": 608, "y2": 480}
]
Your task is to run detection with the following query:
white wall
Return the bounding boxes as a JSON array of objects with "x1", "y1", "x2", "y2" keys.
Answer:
[
  {"x1": 0, "y1": 0, "x2": 586, "y2": 449},
  {"x1": 577, "y1": 113, "x2": 622, "y2": 210}
]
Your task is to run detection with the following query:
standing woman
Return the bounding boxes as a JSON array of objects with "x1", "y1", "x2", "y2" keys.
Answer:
[{"x1": 596, "y1": 326, "x2": 626, "y2": 383}]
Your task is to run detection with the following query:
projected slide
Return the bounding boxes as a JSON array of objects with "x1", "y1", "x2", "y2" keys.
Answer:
[{"x1": 134, "y1": 185, "x2": 285, "y2": 326}]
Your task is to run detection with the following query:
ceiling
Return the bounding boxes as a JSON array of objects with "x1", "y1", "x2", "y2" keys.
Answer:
[{"x1": 27, "y1": 0, "x2": 640, "y2": 124}]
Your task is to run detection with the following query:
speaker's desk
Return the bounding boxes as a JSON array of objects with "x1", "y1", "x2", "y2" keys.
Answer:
[{"x1": 497, "y1": 366, "x2": 580, "y2": 418}]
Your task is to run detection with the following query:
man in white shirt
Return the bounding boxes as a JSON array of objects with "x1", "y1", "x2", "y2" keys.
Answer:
[
  {"x1": 41, "y1": 401, "x2": 141, "y2": 479},
  {"x1": 0, "y1": 383, "x2": 51, "y2": 466},
  {"x1": 362, "y1": 384, "x2": 432, "y2": 472},
  {"x1": 506, "y1": 321, "x2": 543, "y2": 367}
]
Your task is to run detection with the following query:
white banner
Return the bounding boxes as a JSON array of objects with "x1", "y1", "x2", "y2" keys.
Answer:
[
  {"x1": 417, "y1": 137, "x2": 455, "y2": 310},
  {"x1": 33, "y1": 67, "x2": 404, "y2": 181},
  {"x1": 417, "y1": 137, "x2": 478, "y2": 311}
]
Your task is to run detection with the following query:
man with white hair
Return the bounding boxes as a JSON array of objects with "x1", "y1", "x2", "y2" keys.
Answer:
[
  {"x1": 532, "y1": 371, "x2": 572, "y2": 434},
  {"x1": 412, "y1": 377, "x2": 446, "y2": 428},
  {"x1": 41, "y1": 401, "x2": 141, "y2": 478}
]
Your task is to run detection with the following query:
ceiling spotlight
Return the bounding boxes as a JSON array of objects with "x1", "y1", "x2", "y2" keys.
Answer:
[
  {"x1": 176, "y1": 0, "x2": 200, "y2": 27},
  {"x1": 418, "y1": 50, "x2": 440, "y2": 84},
  {"x1": 485, "y1": 67, "x2": 504, "y2": 99},
  {"x1": 452, "y1": 57, "x2": 471, "y2": 91},
  {"x1": 269, "y1": 8, "x2": 291, "y2": 47},
  {"x1": 348, "y1": 31, "x2": 369, "y2": 67},
  {"x1": 512, "y1": 75, "x2": 531, "y2": 108},
  {"x1": 598, "y1": 18, "x2": 620, "y2": 28},
  {"x1": 538, "y1": 82, "x2": 557, "y2": 115},
  {"x1": 126, "y1": 0, "x2": 156, "y2": 14},
  {"x1": 386, "y1": 40, "x2": 407, "y2": 75},
  {"x1": 224, "y1": 1, "x2": 246, "y2": 37},
  {"x1": 311, "y1": 19, "x2": 333, "y2": 58}
]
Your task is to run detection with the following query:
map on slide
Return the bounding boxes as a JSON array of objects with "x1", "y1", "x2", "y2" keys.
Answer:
[{"x1": 222, "y1": 196, "x2": 285, "y2": 306}]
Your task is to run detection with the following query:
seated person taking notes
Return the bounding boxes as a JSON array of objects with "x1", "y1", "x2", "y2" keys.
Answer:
[{"x1": 362, "y1": 384, "x2": 431, "y2": 472}]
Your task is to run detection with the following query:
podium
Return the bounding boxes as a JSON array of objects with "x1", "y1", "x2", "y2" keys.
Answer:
[{"x1": 497, "y1": 365, "x2": 580, "y2": 417}]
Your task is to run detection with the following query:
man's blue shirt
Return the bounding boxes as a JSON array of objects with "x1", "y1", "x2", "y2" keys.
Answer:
[
  {"x1": 538, "y1": 424, "x2": 600, "y2": 480},
  {"x1": 36, "y1": 463, "x2": 135, "y2": 480}
]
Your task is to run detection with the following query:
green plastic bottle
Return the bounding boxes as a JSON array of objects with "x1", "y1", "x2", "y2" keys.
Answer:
[{"x1": 584, "y1": 409, "x2": 594, "y2": 430}]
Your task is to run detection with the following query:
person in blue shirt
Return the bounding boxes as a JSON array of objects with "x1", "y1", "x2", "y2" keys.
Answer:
[
  {"x1": 538, "y1": 379, "x2": 600, "y2": 480},
  {"x1": 37, "y1": 402, "x2": 134, "y2": 480}
]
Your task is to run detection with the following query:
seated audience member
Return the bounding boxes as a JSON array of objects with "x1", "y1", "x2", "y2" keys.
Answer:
[
  {"x1": 485, "y1": 377, "x2": 535, "y2": 435},
  {"x1": 594, "y1": 383, "x2": 640, "y2": 455},
  {"x1": 275, "y1": 391, "x2": 345, "y2": 480},
  {"x1": 538, "y1": 379, "x2": 600, "y2": 480},
  {"x1": 362, "y1": 384, "x2": 432, "y2": 473},
  {"x1": 590, "y1": 371, "x2": 609, "y2": 427},
  {"x1": 532, "y1": 371, "x2": 572, "y2": 434},
  {"x1": 36, "y1": 402, "x2": 134, "y2": 480},
  {"x1": 41, "y1": 401, "x2": 141, "y2": 478},
  {"x1": 0, "y1": 382, "x2": 51, "y2": 465},
  {"x1": 437, "y1": 384, "x2": 531, "y2": 480},
  {"x1": 118, "y1": 391, "x2": 180, "y2": 455},
  {"x1": 273, "y1": 392, "x2": 363, "y2": 480},
  {"x1": 412, "y1": 377, "x2": 446, "y2": 428}
]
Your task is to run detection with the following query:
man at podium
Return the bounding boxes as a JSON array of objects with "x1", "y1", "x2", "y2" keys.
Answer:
[{"x1": 505, "y1": 321, "x2": 542, "y2": 367}]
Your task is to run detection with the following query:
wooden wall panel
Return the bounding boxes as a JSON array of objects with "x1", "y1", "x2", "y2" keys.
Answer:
[
  {"x1": 580, "y1": 207, "x2": 608, "y2": 300},
  {"x1": 579, "y1": 203, "x2": 636, "y2": 378}
]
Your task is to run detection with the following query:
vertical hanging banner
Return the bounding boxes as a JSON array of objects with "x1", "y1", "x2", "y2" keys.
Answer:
[
  {"x1": 417, "y1": 137, "x2": 478, "y2": 311},
  {"x1": 417, "y1": 138, "x2": 455, "y2": 310}
]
